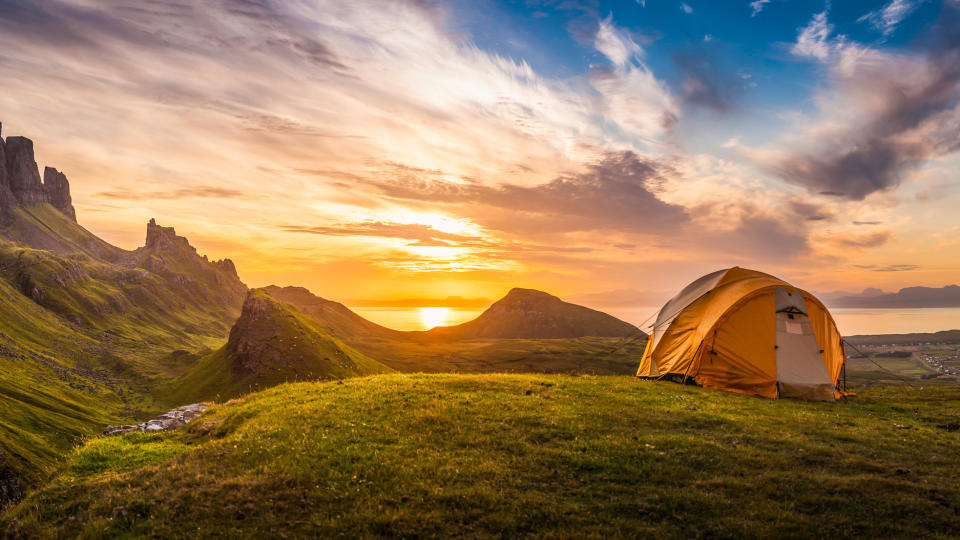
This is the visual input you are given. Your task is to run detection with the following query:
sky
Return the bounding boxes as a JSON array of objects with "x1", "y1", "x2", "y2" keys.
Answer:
[{"x1": 0, "y1": 0, "x2": 959, "y2": 310}]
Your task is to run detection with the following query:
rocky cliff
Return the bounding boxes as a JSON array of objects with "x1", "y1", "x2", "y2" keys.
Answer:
[
  {"x1": 42, "y1": 167, "x2": 76, "y2": 221},
  {"x1": 0, "y1": 121, "x2": 77, "y2": 224}
]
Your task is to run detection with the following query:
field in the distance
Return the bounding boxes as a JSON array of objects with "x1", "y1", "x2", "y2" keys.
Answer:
[
  {"x1": 4, "y1": 374, "x2": 958, "y2": 538},
  {"x1": 844, "y1": 331, "x2": 960, "y2": 387}
]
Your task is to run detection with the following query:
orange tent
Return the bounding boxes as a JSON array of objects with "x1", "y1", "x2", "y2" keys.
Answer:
[{"x1": 638, "y1": 267, "x2": 845, "y2": 400}]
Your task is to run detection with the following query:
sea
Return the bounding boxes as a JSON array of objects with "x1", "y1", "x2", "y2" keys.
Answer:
[{"x1": 351, "y1": 306, "x2": 960, "y2": 336}]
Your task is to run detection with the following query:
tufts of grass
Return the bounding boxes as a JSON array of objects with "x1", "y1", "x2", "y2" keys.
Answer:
[{"x1": 3, "y1": 374, "x2": 959, "y2": 538}]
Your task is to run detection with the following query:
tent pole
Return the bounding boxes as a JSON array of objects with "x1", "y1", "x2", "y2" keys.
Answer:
[{"x1": 842, "y1": 360, "x2": 847, "y2": 392}]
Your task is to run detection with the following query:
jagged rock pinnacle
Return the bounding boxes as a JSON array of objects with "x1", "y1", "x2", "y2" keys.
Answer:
[
  {"x1": 145, "y1": 218, "x2": 195, "y2": 251},
  {"x1": 0, "y1": 125, "x2": 78, "y2": 221},
  {"x1": 42, "y1": 167, "x2": 76, "y2": 222}
]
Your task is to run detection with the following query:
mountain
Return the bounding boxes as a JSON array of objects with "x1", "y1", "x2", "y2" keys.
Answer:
[
  {"x1": 425, "y1": 288, "x2": 642, "y2": 340},
  {"x1": 0, "y1": 123, "x2": 248, "y2": 506},
  {"x1": 257, "y1": 285, "x2": 647, "y2": 374},
  {"x1": 826, "y1": 285, "x2": 960, "y2": 308},
  {"x1": 164, "y1": 289, "x2": 392, "y2": 403}
]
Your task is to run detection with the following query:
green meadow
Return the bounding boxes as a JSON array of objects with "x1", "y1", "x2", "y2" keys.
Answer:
[{"x1": 4, "y1": 374, "x2": 958, "y2": 538}]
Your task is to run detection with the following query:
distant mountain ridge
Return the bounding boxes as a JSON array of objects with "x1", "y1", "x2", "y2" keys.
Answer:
[{"x1": 824, "y1": 285, "x2": 960, "y2": 308}]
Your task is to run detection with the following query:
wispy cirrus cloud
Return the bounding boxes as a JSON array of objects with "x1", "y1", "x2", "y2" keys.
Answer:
[
  {"x1": 791, "y1": 11, "x2": 833, "y2": 60},
  {"x1": 97, "y1": 186, "x2": 249, "y2": 200},
  {"x1": 854, "y1": 264, "x2": 920, "y2": 272},
  {"x1": 858, "y1": 0, "x2": 919, "y2": 37},
  {"x1": 750, "y1": 0, "x2": 771, "y2": 17}
]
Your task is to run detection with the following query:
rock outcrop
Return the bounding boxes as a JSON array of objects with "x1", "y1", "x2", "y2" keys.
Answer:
[
  {"x1": 133, "y1": 218, "x2": 247, "y2": 311},
  {"x1": 42, "y1": 167, "x2": 76, "y2": 221},
  {"x1": 0, "y1": 123, "x2": 78, "y2": 221},
  {"x1": 145, "y1": 218, "x2": 194, "y2": 251},
  {"x1": 100, "y1": 403, "x2": 208, "y2": 436},
  {"x1": 0, "y1": 122, "x2": 15, "y2": 227},
  {"x1": 4, "y1": 136, "x2": 46, "y2": 206}
]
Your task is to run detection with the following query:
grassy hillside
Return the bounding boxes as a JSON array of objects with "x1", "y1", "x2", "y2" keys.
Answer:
[
  {"x1": 3, "y1": 205, "x2": 122, "y2": 262},
  {"x1": 0, "y1": 210, "x2": 246, "y2": 500},
  {"x1": 162, "y1": 290, "x2": 392, "y2": 403},
  {"x1": 4, "y1": 375, "x2": 958, "y2": 538},
  {"x1": 0, "y1": 276, "x2": 162, "y2": 494}
]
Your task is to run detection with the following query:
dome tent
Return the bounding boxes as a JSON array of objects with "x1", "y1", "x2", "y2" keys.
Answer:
[{"x1": 638, "y1": 267, "x2": 845, "y2": 401}]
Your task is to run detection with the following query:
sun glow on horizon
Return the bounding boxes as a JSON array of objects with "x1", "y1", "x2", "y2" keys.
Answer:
[{"x1": 419, "y1": 307, "x2": 451, "y2": 329}]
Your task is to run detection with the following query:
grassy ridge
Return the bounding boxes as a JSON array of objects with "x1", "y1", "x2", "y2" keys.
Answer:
[
  {"x1": 160, "y1": 290, "x2": 392, "y2": 404},
  {"x1": 4, "y1": 375, "x2": 958, "y2": 538}
]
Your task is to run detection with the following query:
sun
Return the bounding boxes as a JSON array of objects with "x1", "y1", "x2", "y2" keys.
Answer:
[{"x1": 419, "y1": 307, "x2": 450, "y2": 330}]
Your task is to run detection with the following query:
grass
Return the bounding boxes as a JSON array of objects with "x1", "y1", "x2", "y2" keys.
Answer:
[
  {"x1": 4, "y1": 374, "x2": 959, "y2": 538},
  {"x1": 348, "y1": 335, "x2": 646, "y2": 375}
]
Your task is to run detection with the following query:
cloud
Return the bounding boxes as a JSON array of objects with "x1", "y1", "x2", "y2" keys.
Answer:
[
  {"x1": 791, "y1": 11, "x2": 833, "y2": 60},
  {"x1": 822, "y1": 230, "x2": 893, "y2": 249},
  {"x1": 853, "y1": 264, "x2": 920, "y2": 272},
  {"x1": 591, "y1": 18, "x2": 679, "y2": 144},
  {"x1": 858, "y1": 0, "x2": 918, "y2": 37},
  {"x1": 681, "y1": 3, "x2": 694, "y2": 15},
  {"x1": 279, "y1": 221, "x2": 483, "y2": 246},
  {"x1": 363, "y1": 151, "x2": 689, "y2": 235},
  {"x1": 750, "y1": 0, "x2": 771, "y2": 17},
  {"x1": 96, "y1": 186, "x2": 249, "y2": 200},
  {"x1": 753, "y1": 5, "x2": 960, "y2": 199},
  {"x1": 594, "y1": 15, "x2": 643, "y2": 67}
]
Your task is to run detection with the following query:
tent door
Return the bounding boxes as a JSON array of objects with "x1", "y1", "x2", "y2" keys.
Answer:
[{"x1": 774, "y1": 288, "x2": 834, "y2": 401}]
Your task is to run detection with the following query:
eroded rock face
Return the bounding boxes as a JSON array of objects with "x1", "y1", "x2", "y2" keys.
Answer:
[
  {"x1": 0, "y1": 126, "x2": 78, "y2": 221},
  {"x1": 43, "y1": 167, "x2": 77, "y2": 221},
  {"x1": 4, "y1": 136, "x2": 46, "y2": 206},
  {"x1": 214, "y1": 258, "x2": 238, "y2": 277},
  {"x1": 226, "y1": 292, "x2": 280, "y2": 377},
  {"x1": 0, "y1": 124, "x2": 14, "y2": 227},
  {"x1": 100, "y1": 403, "x2": 208, "y2": 437}
]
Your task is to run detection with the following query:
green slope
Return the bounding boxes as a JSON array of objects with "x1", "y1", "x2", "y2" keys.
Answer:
[
  {"x1": 3, "y1": 375, "x2": 958, "y2": 538},
  {"x1": 162, "y1": 289, "x2": 392, "y2": 403},
  {"x1": 3, "y1": 205, "x2": 122, "y2": 262},
  {"x1": 0, "y1": 275, "x2": 160, "y2": 494},
  {"x1": 0, "y1": 208, "x2": 247, "y2": 502}
]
